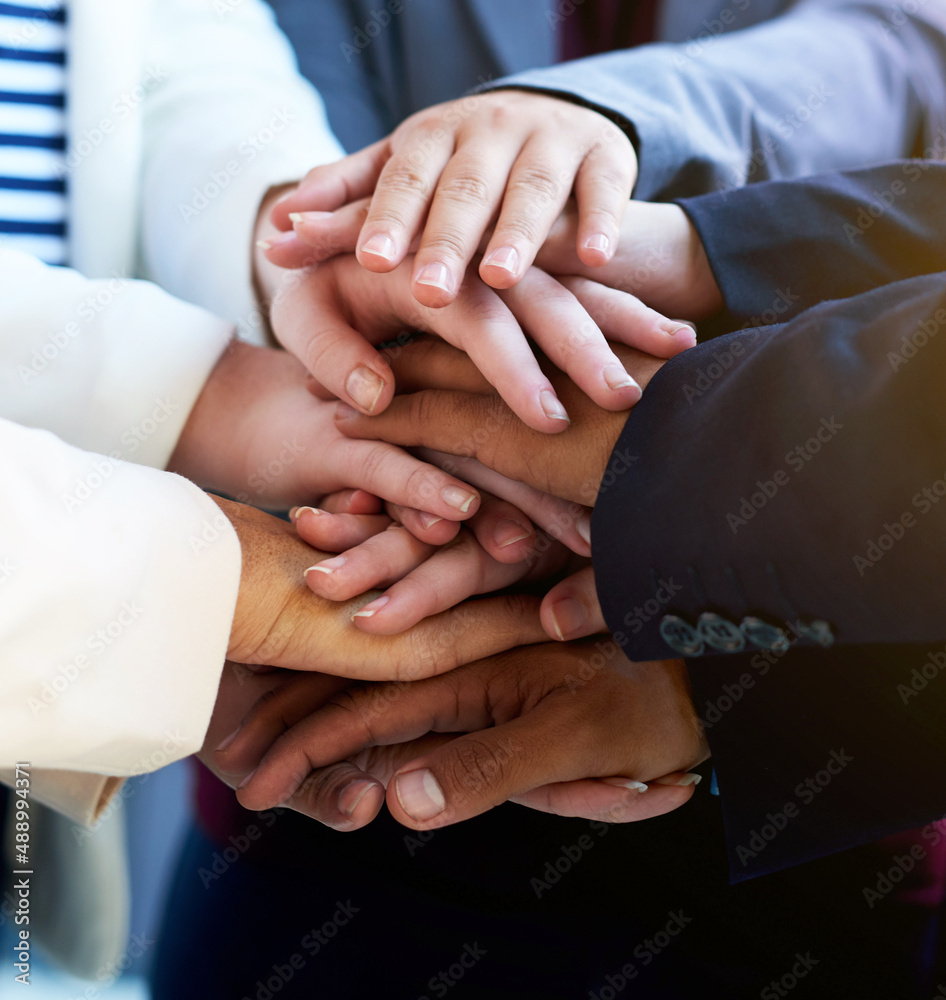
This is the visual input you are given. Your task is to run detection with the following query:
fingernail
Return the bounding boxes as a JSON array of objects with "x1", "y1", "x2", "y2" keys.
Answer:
[
  {"x1": 494, "y1": 519, "x2": 532, "y2": 549},
  {"x1": 361, "y1": 233, "x2": 396, "y2": 261},
  {"x1": 415, "y1": 262, "x2": 452, "y2": 293},
  {"x1": 576, "y1": 512, "x2": 592, "y2": 550},
  {"x1": 291, "y1": 505, "x2": 323, "y2": 522},
  {"x1": 548, "y1": 597, "x2": 587, "y2": 641},
  {"x1": 482, "y1": 246, "x2": 519, "y2": 274},
  {"x1": 584, "y1": 234, "x2": 610, "y2": 255},
  {"x1": 441, "y1": 485, "x2": 477, "y2": 513},
  {"x1": 540, "y1": 389, "x2": 569, "y2": 423},
  {"x1": 256, "y1": 231, "x2": 296, "y2": 251},
  {"x1": 601, "y1": 777, "x2": 649, "y2": 793},
  {"x1": 655, "y1": 773, "x2": 703, "y2": 787},
  {"x1": 671, "y1": 323, "x2": 697, "y2": 339},
  {"x1": 396, "y1": 769, "x2": 446, "y2": 821},
  {"x1": 346, "y1": 366, "x2": 386, "y2": 413},
  {"x1": 338, "y1": 779, "x2": 380, "y2": 818},
  {"x1": 306, "y1": 556, "x2": 346, "y2": 576},
  {"x1": 215, "y1": 728, "x2": 240, "y2": 753},
  {"x1": 289, "y1": 211, "x2": 332, "y2": 224},
  {"x1": 419, "y1": 512, "x2": 444, "y2": 530},
  {"x1": 238, "y1": 769, "x2": 257, "y2": 790},
  {"x1": 603, "y1": 363, "x2": 641, "y2": 395},
  {"x1": 353, "y1": 594, "x2": 389, "y2": 619}
]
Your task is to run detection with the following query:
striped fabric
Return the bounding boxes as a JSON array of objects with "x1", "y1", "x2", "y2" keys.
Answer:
[{"x1": 0, "y1": 1, "x2": 67, "y2": 265}]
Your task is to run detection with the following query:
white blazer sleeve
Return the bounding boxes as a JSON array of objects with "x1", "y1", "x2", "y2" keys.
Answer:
[
  {"x1": 138, "y1": 0, "x2": 346, "y2": 336},
  {"x1": 0, "y1": 250, "x2": 241, "y2": 776}
]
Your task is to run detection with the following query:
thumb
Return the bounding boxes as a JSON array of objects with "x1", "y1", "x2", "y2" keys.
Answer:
[
  {"x1": 541, "y1": 565, "x2": 607, "y2": 642},
  {"x1": 387, "y1": 708, "x2": 596, "y2": 830}
]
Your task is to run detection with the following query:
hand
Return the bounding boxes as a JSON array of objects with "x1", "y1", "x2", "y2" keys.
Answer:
[
  {"x1": 208, "y1": 495, "x2": 547, "y2": 679},
  {"x1": 534, "y1": 199, "x2": 723, "y2": 320},
  {"x1": 268, "y1": 91, "x2": 638, "y2": 307},
  {"x1": 334, "y1": 338, "x2": 668, "y2": 506},
  {"x1": 221, "y1": 641, "x2": 709, "y2": 829},
  {"x1": 265, "y1": 253, "x2": 693, "y2": 434},
  {"x1": 290, "y1": 497, "x2": 572, "y2": 635},
  {"x1": 167, "y1": 337, "x2": 485, "y2": 525},
  {"x1": 197, "y1": 662, "x2": 387, "y2": 831}
]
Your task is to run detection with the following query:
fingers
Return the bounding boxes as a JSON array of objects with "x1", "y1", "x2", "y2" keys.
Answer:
[
  {"x1": 512, "y1": 775, "x2": 696, "y2": 823},
  {"x1": 572, "y1": 139, "x2": 636, "y2": 268},
  {"x1": 269, "y1": 760, "x2": 386, "y2": 831},
  {"x1": 419, "y1": 450, "x2": 591, "y2": 556},
  {"x1": 497, "y1": 269, "x2": 643, "y2": 411},
  {"x1": 263, "y1": 198, "x2": 370, "y2": 269},
  {"x1": 271, "y1": 141, "x2": 390, "y2": 229},
  {"x1": 354, "y1": 129, "x2": 455, "y2": 274},
  {"x1": 292, "y1": 505, "x2": 393, "y2": 552},
  {"x1": 379, "y1": 335, "x2": 493, "y2": 396},
  {"x1": 347, "y1": 529, "x2": 541, "y2": 635},
  {"x1": 330, "y1": 436, "x2": 481, "y2": 521},
  {"x1": 309, "y1": 489, "x2": 383, "y2": 516},
  {"x1": 540, "y1": 566, "x2": 608, "y2": 642},
  {"x1": 304, "y1": 523, "x2": 436, "y2": 603},
  {"x1": 271, "y1": 269, "x2": 397, "y2": 416},
  {"x1": 557, "y1": 275, "x2": 697, "y2": 359},
  {"x1": 407, "y1": 140, "x2": 520, "y2": 308},
  {"x1": 214, "y1": 671, "x2": 352, "y2": 777}
]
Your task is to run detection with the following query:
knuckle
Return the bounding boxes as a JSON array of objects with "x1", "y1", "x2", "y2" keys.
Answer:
[
  {"x1": 446, "y1": 737, "x2": 510, "y2": 798},
  {"x1": 380, "y1": 164, "x2": 432, "y2": 199},
  {"x1": 507, "y1": 165, "x2": 562, "y2": 205},
  {"x1": 437, "y1": 172, "x2": 492, "y2": 208},
  {"x1": 420, "y1": 229, "x2": 470, "y2": 263}
]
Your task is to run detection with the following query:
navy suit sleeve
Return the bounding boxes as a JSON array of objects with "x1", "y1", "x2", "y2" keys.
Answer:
[
  {"x1": 679, "y1": 162, "x2": 946, "y2": 326},
  {"x1": 592, "y1": 275, "x2": 946, "y2": 877},
  {"x1": 592, "y1": 274, "x2": 946, "y2": 660},
  {"x1": 487, "y1": 0, "x2": 946, "y2": 201}
]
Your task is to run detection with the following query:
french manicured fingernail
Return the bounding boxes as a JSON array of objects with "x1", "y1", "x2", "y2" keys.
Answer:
[
  {"x1": 584, "y1": 234, "x2": 610, "y2": 255},
  {"x1": 603, "y1": 363, "x2": 641, "y2": 395},
  {"x1": 419, "y1": 512, "x2": 444, "y2": 530},
  {"x1": 601, "y1": 777, "x2": 649, "y2": 793},
  {"x1": 441, "y1": 485, "x2": 477, "y2": 513},
  {"x1": 238, "y1": 769, "x2": 257, "y2": 790},
  {"x1": 338, "y1": 779, "x2": 380, "y2": 818},
  {"x1": 353, "y1": 595, "x2": 389, "y2": 619},
  {"x1": 361, "y1": 233, "x2": 396, "y2": 261},
  {"x1": 255, "y1": 230, "x2": 297, "y2": 251},
  {"x1": 655, "y1": 773, "x2": 703, "y2": 787},
  {"x1": 215, "y1": 729, "x2": 240, "y2": 753},
  {"x1": 548, "y1": 597, "x2": 587, "y2": 641},
  {"x1": 576, "y1": 512, "x2": 592, "y2": 550},
  {"x1": 346, "y1": 366, "x2": 385, "y2": 413},
  {"x1": 482, "y1": 246, "x2": 519, "y2": 274},
  {"x1": 290, "y1": 505, "x2": 323, "y2": 522},
  {"x1": 396, "y1": 769, "x2": 446, "y2": 821},
  {"x1": 306, "y1": 556, "x2": 346, "y2": 576},
  {"x1": 289, "y1": 211, "x2": 332, "y2": 225},
  {"x1": 415, "y1": 262, "x2": 452, "y2": 293},
  {"x1": 540, "y1": 390, "x2": 569, "y2": 423},
  {"x1": 494, "y1": 519, "x2": 532, "y2": 549}
]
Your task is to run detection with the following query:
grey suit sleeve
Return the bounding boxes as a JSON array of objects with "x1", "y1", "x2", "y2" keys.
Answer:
[{"x1": 487, "y1": 0, "x2": 946, "y2": 200}]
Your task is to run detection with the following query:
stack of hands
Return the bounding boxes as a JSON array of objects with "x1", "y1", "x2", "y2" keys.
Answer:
[{"x1": 169, "y1": 92, "x2": 724, "y2": 835}]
